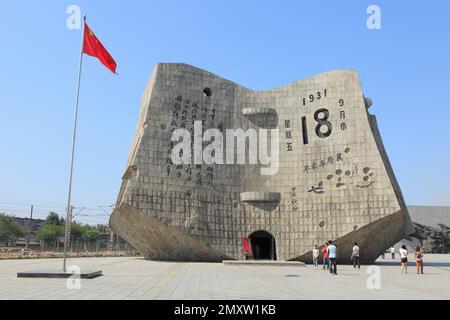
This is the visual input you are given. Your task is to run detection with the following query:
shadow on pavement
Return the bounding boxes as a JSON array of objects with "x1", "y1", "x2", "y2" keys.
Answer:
[{"x1": 375, "y1": 261, "x2": 450, "y2": 267}]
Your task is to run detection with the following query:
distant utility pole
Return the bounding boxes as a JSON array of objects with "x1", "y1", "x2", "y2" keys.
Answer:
[{"x1": 26, "y1": 205, "x2": 33, "y2": 250}]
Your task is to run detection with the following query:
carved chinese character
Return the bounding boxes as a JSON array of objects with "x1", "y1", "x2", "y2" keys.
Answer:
[
  {"x1": 285, "y1": 120, "x2": 291, "y2": 129},
  {"x1": 286, "y1": 143, "x2": 293, "y2": 152},
  {"x1": 320, "y1": 160, "x2": 326, "y2": 168},
  {"x1": 308, "y1": 182, "x2": 325, "y2": 194}
]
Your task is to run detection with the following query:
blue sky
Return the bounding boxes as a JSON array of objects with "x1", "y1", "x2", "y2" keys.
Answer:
[{"x1": 0, "y1": 1, "x2": 449, "y2": 224}]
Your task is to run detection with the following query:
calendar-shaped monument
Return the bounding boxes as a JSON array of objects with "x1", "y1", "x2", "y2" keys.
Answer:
[{"x1": 110, "y1": 63, "x2": 414, "y2": 263}]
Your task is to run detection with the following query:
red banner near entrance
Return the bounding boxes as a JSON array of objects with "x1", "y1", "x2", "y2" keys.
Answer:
[{"x1": 242, "y1": 238, "x2": 253, "y2": 256}]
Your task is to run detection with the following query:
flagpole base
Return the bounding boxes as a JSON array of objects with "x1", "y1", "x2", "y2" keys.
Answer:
[{"x1": 17, "y1": 269, "x2": 102, "y2": 279}]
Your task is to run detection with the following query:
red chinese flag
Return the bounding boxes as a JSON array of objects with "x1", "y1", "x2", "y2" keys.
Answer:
[{"x1": 83, "y1": 23, "x2": 117, "y2": 74}]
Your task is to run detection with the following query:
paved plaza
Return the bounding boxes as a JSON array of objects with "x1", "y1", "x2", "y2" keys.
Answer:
[{"x1": 0, "y1": 254, "x2": 449, "y2": 300}]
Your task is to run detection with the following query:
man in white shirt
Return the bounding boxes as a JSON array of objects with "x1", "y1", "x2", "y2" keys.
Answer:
[
  {"x1": 352, "y1": 242, "x2": 360, "y2": 269},
  {"x1": 327, "y1": 240, "x2": 337, "y2": 275},
  {"x1": 390, "y1": 246, "x2": 395, "y2": 260}
]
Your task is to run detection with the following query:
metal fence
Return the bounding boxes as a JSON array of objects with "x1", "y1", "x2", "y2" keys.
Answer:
[{"x1": 0, "y1": 232, "x2": 138, "y2": 258}]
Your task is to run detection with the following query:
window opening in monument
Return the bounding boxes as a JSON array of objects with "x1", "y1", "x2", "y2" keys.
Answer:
[
  {"x1": 249, "y1": 230, "x2": 277, "y2": 260},
  {"x1": 203, "y1": 87, "x2": 212, "y2": 97}
]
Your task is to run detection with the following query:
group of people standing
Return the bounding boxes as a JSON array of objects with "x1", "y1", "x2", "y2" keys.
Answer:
[
  {"x1": 312, "y1": 242, "x2": 425, "y2": 274},
  {"x1": 312, "y1": 241, "x2": 361, "y2": 275},
  {"x1": 399, "y1": 245, "x2": 425, "y2": 274}
]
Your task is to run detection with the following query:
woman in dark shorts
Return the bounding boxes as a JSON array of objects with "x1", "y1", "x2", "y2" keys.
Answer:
[{"x1": 399, "y1": 245, "x2": 408, "y2": 274}]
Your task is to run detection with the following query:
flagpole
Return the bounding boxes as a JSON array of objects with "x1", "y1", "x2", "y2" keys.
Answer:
[{"x1": 63, "y1": 15, "x2": 86, "y2": 272}]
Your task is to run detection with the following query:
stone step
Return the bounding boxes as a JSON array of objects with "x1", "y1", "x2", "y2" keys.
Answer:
[{"x1": 223, "y1": 260, "x2": 306, "y2": 267}]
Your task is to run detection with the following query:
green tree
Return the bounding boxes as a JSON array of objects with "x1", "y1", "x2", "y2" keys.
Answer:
[
  {"x1": 69, "y1": 223, "x2": 84, "y2": 253},
  {"x1": 69, "y1": 223, "x2": 100, "y2": 253},
  {"x1": 45, "y1": 212, "x2": 65, "y2": 226},
  {"x1": 70, "y1": 223, "x2": 84, "y2": 239},
  {"x1": 79, "y1": 225, "x2": 99, "y2": 252},
  {"x1": 0, "y1": 214, "x2": 25, "y2": 246},
  {"x1": 36, "y1": 224, "x2": 64, "y2": 251},
  {"x1": 82, "y1": 227, "x2": 100, "y2": 242}
]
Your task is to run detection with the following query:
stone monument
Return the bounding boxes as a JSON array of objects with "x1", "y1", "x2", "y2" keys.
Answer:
[{"x1": 110, "y1": 63, "x2": 414, "y2": 264}]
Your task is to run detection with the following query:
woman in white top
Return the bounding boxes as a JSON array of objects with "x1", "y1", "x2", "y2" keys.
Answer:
[
  {"x1": 399, "y1": 245, "x2": 408, "y2": 274},
  {"x1": 312, "y1": 245, "x2": 320, "y2": 268}
]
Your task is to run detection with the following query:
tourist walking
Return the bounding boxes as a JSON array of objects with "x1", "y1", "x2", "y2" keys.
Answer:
[
  {"x1": 322, "y1": 242, "x2": 329, "y2": 270},
  {"x1": 328, "y1": 240, "x2": 337, "y2": 275},
  {"x1": 414, "y1": 245, "x2": 424, "y2": 274},
  {"x1": 390, "y1": 246, "x2": 395, "y2": 260},
  {"x1": 312, "y1": 245, "x2": 319, "y2": 269},
  {"x1": 351, "y1": 242, "x2": 360, "y2": 269},
  {"x1": 399, "y1": 245, "x2": 408, "y2": 274}
]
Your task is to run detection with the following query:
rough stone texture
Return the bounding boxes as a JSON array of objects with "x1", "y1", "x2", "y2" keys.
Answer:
[
  {"x1": 110, "y1": 63, "x2": 414, "y2": 263},
  {"x1": 409, "y1": 222, "x2": 450, "y2": 253}
]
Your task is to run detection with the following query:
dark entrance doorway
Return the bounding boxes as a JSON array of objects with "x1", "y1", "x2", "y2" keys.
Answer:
[{"x1": 249, "y1": 231, "x2": 276, "y2": 260}]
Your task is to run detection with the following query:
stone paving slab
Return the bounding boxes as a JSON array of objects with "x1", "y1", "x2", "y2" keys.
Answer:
[{"x1": 0, "y1": 254, "x2": 449, "y2": 300}]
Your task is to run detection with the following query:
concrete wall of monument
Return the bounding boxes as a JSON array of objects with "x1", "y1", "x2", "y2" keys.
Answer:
[{"x1": 113, "y1": 63, "x2": 410, "y2": 261}]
